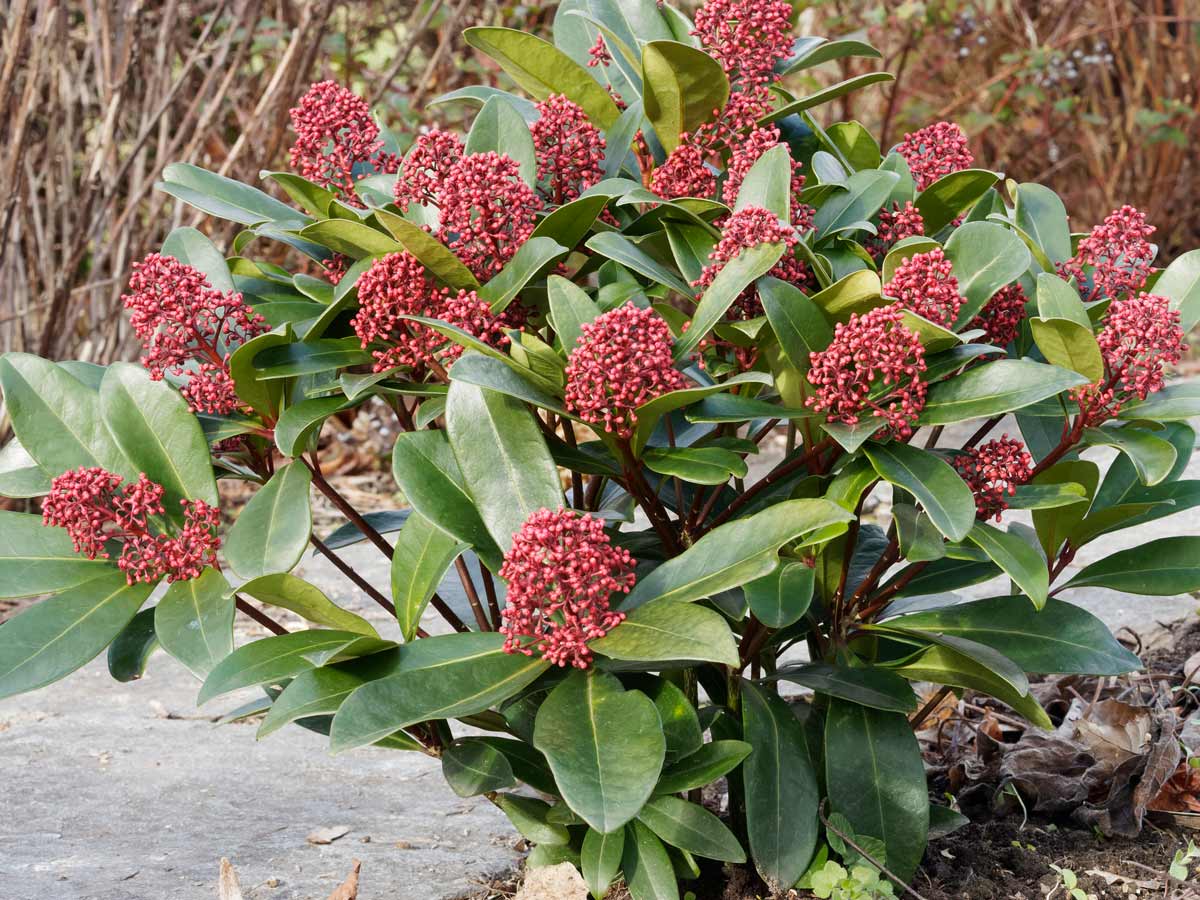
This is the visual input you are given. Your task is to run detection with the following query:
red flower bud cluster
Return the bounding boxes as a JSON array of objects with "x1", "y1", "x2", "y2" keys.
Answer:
[
  {"x1": 499, "y1": 508, "x2": 634, "y2": 669},
  {"x1": 564, "y1": 302, "x2": 689, "y2": 439},
  {"x1": 289, "y1": 81, "x2": 399, "y2": 204},
  {"x1": 351, "y1": 251, "x2": 522, "y2": 374},
  {"x1": 952, "y1": 436, "x2": 1033, "y2": 521},
  {"x1": 122, "y1": 253, "x2": 267, "y2": 415},
  {"x1": 42, "y1": 467, "x2": 219, "y2": 584},
  {"x1": 806, "y1": 304, "x2": 928, "y2": 438},
  {"x1": 694, "y1": 205, "x2": 812, "y2": 319},
  {"x1": 896, "y1": 121, "x2": 974, "y2": 191},
  {"x1": 1059, "y1": 205, "x2": 1155, "y2": 303},
  {"x1": 587, "y1": 35, "x2": 612, "y2": 68},
  {"x1": 392, "y1": 128, "x2": 464, "y2": 212},
  {"x1": 884, "y1": 247, "x2": 966, "y2": 328},
  {"x1": 649, "y1": 142, "x2": 718, "y2": 201},
  {"x1": 436, "y1": 151, "x2": 544, "y2": 279},
  {"x1": 692, "y1": 0, "x2": 794, "y2": 88},
  {"x1": 531, "y1": 94, "x2": 606, "y2": 204},
  {"x1": 867, "y1": 201, "x2": 925, "y2": 262},
  {"x1": 968, "y1": 282, "x2": 1027, "y2": 347},
  {"x1": 1074, "y1": 292, "x2": 1184, "y2": 423}
]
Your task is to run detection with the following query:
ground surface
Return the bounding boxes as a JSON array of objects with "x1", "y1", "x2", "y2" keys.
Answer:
[{"x1": 2, "y1": 432, "x2": 1198, "y2": 900}]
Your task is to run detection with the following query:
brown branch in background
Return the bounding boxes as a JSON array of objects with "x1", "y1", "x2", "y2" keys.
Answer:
[{"x1": 234, "y1": 595, "x2": 288, "y2": 635}]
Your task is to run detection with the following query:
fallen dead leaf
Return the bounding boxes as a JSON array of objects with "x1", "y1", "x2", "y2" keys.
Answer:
[
  {"x1": 218, "y1": 858, "x2": 245, "y2": 900},
  {"x1": 326, "y1": 859, "x2": 361, "y2": 900},
  {"x1": 307, "y1": 825, "x2": 351, "y2": 845}
]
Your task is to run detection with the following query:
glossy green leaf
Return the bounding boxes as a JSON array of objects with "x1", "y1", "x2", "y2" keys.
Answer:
[
  {"x1": 224, "y1": 462, "x2": 313, "y2": 580},
  {"x1": 0, "y1": 571, "x2": 152, "y2": 700},
  {"x1": 761, "y1": 72, "x2": 894, "y2": 123},
  {"x1": 1062, "y1": 536, "x2": 1200, "y2": 595},
  {"x1": 236, "y1": 573, "x2": 377, "y2": 636},
  {"x1": 1119, "y1": 380, "x2": 1200, "y2": 422},
  {"x1": 1035, "y1": 273, "x2": 1089, "y2": 326},
  {"x1": 1083, "y1": 425, "x2": 1177, "y2": 487},
  {"x1": 807, "y1": 269, "x2": 884, "y2": 323},
  {"x1": 252, "y1": 337, "x2": 373, "y2": 379},
  {"x1": 654, "y1": 740, "x2": 753, "y2": 795},
  {"x1": 274, "y1": 395, "x2": 353, "y2": 458},
  {"x1": 443, "y1": 739, "x2": 518, "y2": 797},
  {"x1": 107, "y1": 607, "x2": 159, "y2": 683},
  {"x1": 770, "y1": 662, "x2": 917, "y2": 713},
  {"x1": 744, "y1": 561, "x2": 815, "y2": 629},
  {"x1": 883, "y1": 595, "x2": 1140, "y2": 675},
  {"x1": 465, "y1": 95, "x2": 537, "y2": 185},
  {"x1": 623, "y1": 674, "x2": 702, "y2": 760},
  {"x1": 759, "y1": 276, "x2": 832, "y2": 370},
  {"x1": 733, "y1": 145, "x2": 792, "y2": 219},
  {"x1": 1030, "y1": 317, "x2": 1103, "y2": 382},
  {"x1": 813, "y1": 170, "x2": 900, "y2": 236},
  {"x1": 373, "y1": 208, "x2": 480, "y2": 290},
  {"x1": 496, "y1": 794, "x2": 571, "y2": 845},
  {"x1": 391, "y1": 429, "x2": 503, "y2": 571},
  {"x1": 1014, "y1": 183, "x2": 1072, "y2": 266},
  {"x1": 825, "y1": 700, "x2": 928, "y2": 882},
  {"x1": 780, "y1": 37, "x2": 881, "y2": 73},
  {"x1": 643, "y1": 446, "x2": 747, "y2": 485},
  {"x1": 533, "y1": 670, "x2": 665, "y2": 833},
  {"x1": 943, "y1": 221, "x2": 1032, "y2": 324},
  {"x1": 741, "y1": 680, "x2": 819, "y2": 890},
  {"x1": 638, "y1": 796, "x2": 745, "y2": 862},
  {"x1": 865, "y1": 441, "x2": 975, "y2": 541},
  {"x1": 0, "y1": 511, "x2": 115, "y2": 599},
  {"x1": 297, "y1": 219, "x2": 402, "y2": 259},
  {"x1": 548, "y1": 275, "x2": 601, "y2": 354},
  {"x1": 0, "y1": 354, "x2": 132, "y2": 479},
  {"x1": 479, "y1": 237, "x2": 569, "y2": 312},
  {"x1": 532, "y1": 193, "x2": 611, "y2": 248},
  {"x1": 0, "y1": 436, "x2": 51, "y2": 498},
  {"x1": 1008, "y1": 482, "x2": 1088, "y2": 510},
  {"x1": 624, "y1": 820, "x2": 679, "y2": 900},
  {"x1": 593, "y1": 600, "x2": 739, "y2": 667},
  {"x1": 630, "y1": 372, "x2": 771, "y2": 456},
  {"x1": 100, "y1": 363, "x2": 218, "y2": 515},
  {"x1": 916, "y1": 170, "x2": 999, "y2": 234},
  {"x1": 158, "y1": 163, "x2": 304, "y2": 225},
  {"x1": 582, "y1": 826, "x2": 626, "y2": 900},
  {"x1": 586, "y1": 232, "x2": 696, "y2": 297},
  {"x1": 391, "y1": 511, "x2": 466, "y2": 640},
  {"x1": 256, "y1": 649, "x2": 404, "y2": 739},
  {"x1": 262, "y1": 171, "x2": 337, "y2": 217},
  {"x1": 331, "y1": 632, "x2": 547, "y2": 751},
  {"x1": 675, "y1": 244, "x2": 787, "y2": 361},
  {"x1": 621, "y1": 500, "x2": 852, "y2": 608},
  {"x1": 463, "y1": 27, "x2": 621, "y2": 128},
  {"x1": 1155, "y1": 248, "x2": 1200, "y2": 332},
  {"x1": 154, "y1": 568, "x2": 234, "y2": 678},
  {"x1": 228, "y1": 327, "x2": 290, "y2": 418},
  {"x1": 199, "y1": 630, "x2": 392, "y2": 704},
  {"x1": 965, "y1": 521, "x2": 1048, "y2": 608},
  {"x1": 445, "y1": 381, "x2": 563, "y2": 552},
  {"x1": 919, "y1": 359, "x2": 1089, "y2": 425},
  {"x1": 642, "y1": 40, "x2": 728, "y2": 153}
]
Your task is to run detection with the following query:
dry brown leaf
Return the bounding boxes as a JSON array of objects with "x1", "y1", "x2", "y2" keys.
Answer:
[
  {"x1": 218, "y1": 858, "x2": 245, "y2": 900},
  {"x1": 1073, "y1": 699, "x2": 1152, "y2": 768},
  {"x1": 307, "y1": 825, "x2": 351, "y2": 845},
  {"x1": 327, "y1": 859, "x2": 361, "y2": 900}
]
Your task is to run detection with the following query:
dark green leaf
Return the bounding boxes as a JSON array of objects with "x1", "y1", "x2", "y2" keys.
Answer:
[
  {"x1": 1062, "y1": 536, "x2": 1200, "y2": 595},
  {"x1": 741, "y1": 680, "x2": 819, "y2": 891},
  {"x1": 759, "y1": 276, "x2": 832, "y2": 370},
  {"x1": 0, "y1": 572, "x2": 153, "y2": 700},
  {"x1": 812, "y1": 170, "x2": 900, "y2": 236},
  {"x1": 158, "y1": 163, "x2": 303, "y2": 226},
  {"x1": 443, "y1": 739, "x2": 518, "y2": 797},
  {"x1": 638, "y1": 796, "x2": 745, "y2": 862},
  {"x1": 330, "y1": 632, "x2": 547, "y2": 751},
  {"x1": 654, "y1": 740, "x2": 753, "y2": 795},
  {"x1": 1030, "y1": 318, "x2": 1103, "y2": 382},
  {"x1": 106, "y1": 607, "x2": 159, "y2": 683},
  {"x1": 582, "y1": 827, "x2": 626, "y2": 899},
  {"x1": 274, "y1": 395, "x2": 354, "y2": 458},
  {"x1": 916, "y1": 170, "x2": 1000, "y2": 234},
  {"x1": 496, "y1": 794, "x2": 571, "y2": 845},
  {"x1": 0, "y1": 436, "x2": 51, "y2": 498},
  {"x1": 1014, "y1": 183, "x2": 1071, "y2": 266},
  {"x1": 445, "y1": 381, "x2": 564, "y2": 552},
  {"x1": 237, "y1": 573, "x2": 377, "y2": 635},
  {"x1": 918, "y1": 359, "x2": 1089, "y2": 425},
  {"x1": 252, "y1": 338, "x2": 373, "y2": 379},
  {"x1": 0, "y1": 511, "x2": 115, "y2": 599},
  {"x1": 465, "y1": 95, "x2": 537, "y2": 185},
  {"x1": 533, "y1": 669, "x2": 665, "y2": 833},
  {"x1": 825, "y1": 700, "x2": 928, "y2": 881},
  {"x1": 623, "y1": 820, "x2": 680, "y2": 900},
  {"x1": 761, "y1": 73, "x2": 894, "y2": 123},
  {"x1": 593, "y1": 600, "x2": 739, "y2": 667},
  {"x1": 391, "y1": 511, "x2": 466, "y2": 640},
  {"x1": 154, "y1": 568, "x2": 234, "y2": 678},
  {"x1": 943, "y1": 222, "x2": 1031, "y2": 324},
  {"x1": 224, "y1": 462, "x2": 313, "y2": 579},
  {"x1": 770, "y1": 662, "x2": 917, "y2": 713},
  {"x1": 373, "y1": 209, "x2": 480, "y2": 290},
  {"x1": 1157, "y1": 248, "x2": 1200, "y2": 332},
  {"x1": 744, "y1": 561, "x2": 815, "y2": 628},
  {"x1": 1082, "y1": 426, "x2": 1177, "y2": 487},
  {"x1": 865, "y1": 441, "x2": 975, "y2": 541},
  {"x1": 965, "y1": 521, "x2": 1048, "y2": 609},
  {"x1": 586, "y1": 232, "x2": 695, "y2": 297},
  {"x1": 479, "y1": 237, "x2": 568, "y2": 312},
  {"x1": 643, "y1": 446, "x2": 747, "y2": 485}
]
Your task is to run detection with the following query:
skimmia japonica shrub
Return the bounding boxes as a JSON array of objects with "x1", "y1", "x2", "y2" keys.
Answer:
[{"x1": 2, "y1": 1, "x2": 1200, "y2": 895}]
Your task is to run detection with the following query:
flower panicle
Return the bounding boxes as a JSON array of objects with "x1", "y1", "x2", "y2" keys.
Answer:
[
  {"x1": 884, "y1": 247, "x2": 967, "y2": 328},
  {"x1": 42, "y1": 467, "x2": 219, "y2": 585},
  {"x1": 499, "y1": 508, "x2": 634, "y2": 669},
  {"x1": 896, "y1": 121, "x2": 974, "y2": 191},
  {"x1": 952, "y1": 436, "x2": 1034, "y2": 521},
  {"x1": 564, "y1": 302, "x2": 689, "y2": 439},
  {"x1": 122, "y1": 253, "x2": 267, "y2": 415}
]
